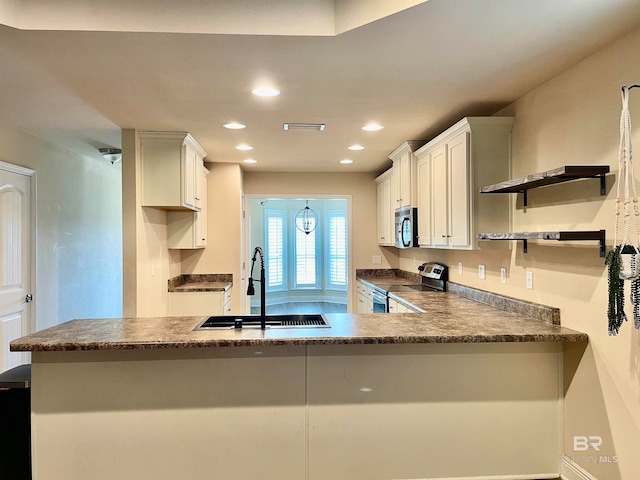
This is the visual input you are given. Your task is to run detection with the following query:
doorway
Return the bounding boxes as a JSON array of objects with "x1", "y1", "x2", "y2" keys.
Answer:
[
  {"x1": 0, "y1": 162, "x2": 34, "y2": 372},
  {"x1": 246, "y1": 197, "x2": 348, "y2": 315}
]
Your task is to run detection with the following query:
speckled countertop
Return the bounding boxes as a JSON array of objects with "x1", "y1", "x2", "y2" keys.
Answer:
[
  {"x1": 168, "y1": 274, "x2": 232, "y2": 292},
  {"x1": 11, "y1": 294, "x2": 587, "y2": 352}
]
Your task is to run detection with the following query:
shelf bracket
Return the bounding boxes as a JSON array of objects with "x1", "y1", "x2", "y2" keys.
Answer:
[
  {"x1": 523, "y1": 239, "x2": 528, "y2": 254},
  {"x1": 522, "y1": 190, "x2": 527, "y2": 207},
  {"x1": 600, "y1": 174, "x2": 606, "y2": 196}
]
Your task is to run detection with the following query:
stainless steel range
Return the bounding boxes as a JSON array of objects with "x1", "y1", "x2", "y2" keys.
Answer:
[{"x1": 370, "y1": 263, "x2": 448, "y2": 312}]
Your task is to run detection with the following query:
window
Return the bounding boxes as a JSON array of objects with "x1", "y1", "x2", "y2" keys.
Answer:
[
  {"x1": 261, "y1": 200, "x2": 347, "y2": 292},
  {"x1": 326, "y1": 210, "x2": 347, "y2": 290},
  {"x1": 294, "y1": 215, "x2": 318, "y2": 288},
  {"x1": 265, "y1": 210, "x2": 285, "y2": 291}
]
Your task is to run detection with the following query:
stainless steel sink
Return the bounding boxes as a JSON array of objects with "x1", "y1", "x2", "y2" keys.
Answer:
[{"x1": 194, "y1": 314, "x2": 330, "y2": 330}]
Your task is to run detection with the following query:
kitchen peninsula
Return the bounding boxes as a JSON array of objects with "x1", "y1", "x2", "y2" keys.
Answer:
[{"x1": 12, "y1": 291, "x2": 586, "y2": 480}]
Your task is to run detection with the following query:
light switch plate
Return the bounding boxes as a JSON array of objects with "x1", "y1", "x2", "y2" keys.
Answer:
[
  {"x1": 526, "y1": 271, "x2": 533, "y2": 289},
  {"x1": 372, "y1": 255, "x2": 382, "y2": 265},
  {"x1": 500, "y1": 268, "x2": 507, "y2": 284},
  {"x1": 478, "y1": 264, "x2": 486, "y2": 280},
  {"x1": 458, "y1": 262, "x2": 463, "y2": 275}
]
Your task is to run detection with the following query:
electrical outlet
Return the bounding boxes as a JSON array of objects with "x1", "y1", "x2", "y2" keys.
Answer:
[
  {"x1": 458, "y1": 262, "x2": 463, "y2": 275},
  {"x1": 500, "y1": 268, "x2": 507, "y2": 284},
  {"x1": 526, "y1": 271, "x2": 533, "y2": 289},
  {"x1": 372, "y1": 255, "x2": 382, "y2": 265},
  {"x1": 478, "y1": 264, "x2": 486, "y2": 280}
]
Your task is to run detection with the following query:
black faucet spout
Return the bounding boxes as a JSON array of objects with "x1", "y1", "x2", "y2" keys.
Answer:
[{"x1": 247, "y1": 247, "x2": 266, "y2": 329}]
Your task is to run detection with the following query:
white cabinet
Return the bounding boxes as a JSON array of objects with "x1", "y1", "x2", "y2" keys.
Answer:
[
  {"x1": 140, "y1": 131, "x2": 207, "y2": 211},
  {"x1": 415, "y1": 117, "x2": 514, "y2": 250},
  {"x1": 168, "y1": 166, "x2": 209, "y2": 249},
  {"x1": 356, "y1": 281, "x2": 373, "y2": 313},
  {"x1": 375, "y1": 170, "x2": 394, "y2": 246},
  {"x1": 415, "y1": 154, "x2": 432, "y2": 247},
  {"x1": 389, "y1": 141, "x2": 421, "y2": 210},
  {"x1": 389, "y1": 296, "x2": 421, "y2": 313},
  {"x1": 168, "y1": 288, "x2": 232, "y2": 316}
]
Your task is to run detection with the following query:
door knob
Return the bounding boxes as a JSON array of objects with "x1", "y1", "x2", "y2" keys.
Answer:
[{"x1": 25, "y1": 294, "x2": 33, "y2": 303}]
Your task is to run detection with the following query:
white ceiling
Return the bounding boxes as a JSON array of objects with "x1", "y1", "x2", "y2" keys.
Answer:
[{"x1": 1, "y1": 0, "x2": 639, "y2": 173}]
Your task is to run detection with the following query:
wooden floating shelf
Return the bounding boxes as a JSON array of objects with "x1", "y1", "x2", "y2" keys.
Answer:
[
  {"x1": 480, "y1": 165, "x2": 610, "y2": 206},
  {"x1": 477, "y1": 230, "x2": 606, "y2": 257}
]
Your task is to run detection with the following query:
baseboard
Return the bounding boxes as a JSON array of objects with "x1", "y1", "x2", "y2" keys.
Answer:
[
  {"x1": 560, "y1": 455, "x2": 599, "y2": 480},
  {"x1": 391, "y1": 474, "x2": 559, "y2": 480}
]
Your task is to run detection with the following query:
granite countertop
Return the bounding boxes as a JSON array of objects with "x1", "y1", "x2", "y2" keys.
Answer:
[
  {"x1": 11, "y1": 293, "x2": 587, "y2": 352},
  {"x1": 168, "y1": 274, "x2": 232, "y2": 292}
]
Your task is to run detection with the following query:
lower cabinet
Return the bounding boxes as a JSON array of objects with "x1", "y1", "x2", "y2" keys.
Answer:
[
  {"x1": 388, "y1": 297, "x2": 420, "y2": 313},
  {"x1": 168, "y1": 288, "x2": 231, "y2": 316},
  {"x1": 356, "y1": 281, "x2": 373, "y2": 313}
]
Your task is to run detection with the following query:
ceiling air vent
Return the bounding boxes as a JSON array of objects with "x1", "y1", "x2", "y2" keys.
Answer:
[{"x1": 283, "y1": 123, "x2": 325, "y2": 131}]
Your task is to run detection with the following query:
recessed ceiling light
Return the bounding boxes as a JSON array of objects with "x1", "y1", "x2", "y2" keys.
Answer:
[
  {"x1": 243, "y1": 159, "x2": 257, "y2": 164},
  {"x1": 223, "y1": 122, "x2": 246, "y2": 129},
  {"x1": 340, "y1": 159, "x2": 354, "y2": 164},
  {"x1": 235, "y1": 145, "x2": 253, "y2": 151},
  {"x1": 362, "y1": 124, "x2": 383, "y2": 131},
  {"x1": 251, "y1": 86, "x2": 280, "y2": 97},
  {"x1": 348, "y1": 144, "x2": 364, "y2": 151}
]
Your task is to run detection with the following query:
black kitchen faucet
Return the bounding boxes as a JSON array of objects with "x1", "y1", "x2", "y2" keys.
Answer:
[{"x1": 247, "y1": 246, "x2": 266, "y2": 329}]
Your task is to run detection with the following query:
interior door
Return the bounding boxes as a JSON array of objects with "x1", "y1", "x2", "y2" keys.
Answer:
[{"x1": 0, "y1": 166, "x2": 32, "y2": 372}]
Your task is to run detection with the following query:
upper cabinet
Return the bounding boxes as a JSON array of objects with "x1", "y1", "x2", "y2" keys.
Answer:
[
  {"x1": 389, "y1": 141, "x2": 422, "y2": 209},
  {"x1": 375, "y1": 170, "x2": 394, "y2": 246},
  {"x1": 415, "y1": 117, "x2": 514, "y2": 250},
  {"x1": 140, "y1": 131, "x2": 208, "y2": 211},
  {"x1": 168, "y1": 166, "x2": 210, "y2": 249}
]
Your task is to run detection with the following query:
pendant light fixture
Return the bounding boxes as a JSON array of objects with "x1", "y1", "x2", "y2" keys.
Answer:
[{"x1": 295, "y1": 200, "x2": 318, "y2": 235}]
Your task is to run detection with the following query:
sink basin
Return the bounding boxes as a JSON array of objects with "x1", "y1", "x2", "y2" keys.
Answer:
[{"x1": 195, "y1": 314, "x2": 330, "y2": 330}]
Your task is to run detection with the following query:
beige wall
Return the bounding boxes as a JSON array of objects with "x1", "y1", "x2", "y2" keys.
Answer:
[
  {"x1": 399, "y1": 26, "x2": 640, "y2": 479},
  {"x1": 0, "y1": 122, "x2": 122, "y2": 330},
  {"x1": 122, "y1": 129, "x2": 177, "y2": 318}
]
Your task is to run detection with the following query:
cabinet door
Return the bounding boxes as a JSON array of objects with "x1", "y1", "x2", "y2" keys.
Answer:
[
  {"x1": 398, "y1": 152, "x2": 412, "y2": 208},
  {"x1": 356, "y1": 292, "x2": 370, "y2": 313},
  {"x1": 195, "y1": 167, "x2": 208, "y2": 247},
  {"x1": 388, "y1": 298, "x2": 398, "y2": 313},
  {"x1": 447, "y1": 132, "x2": 470, "y2": 248},
  {"x1": 182, "y1": 144, "x2": 198, "y2": 211},
  {"x1": 430, "y1": 144, "x2": 448, "y2": 247},
  {"x1": 168, "y1": 291, "x2": 224, "y2": 316},
  {"x1": 416, "y1": 156, "x2": 431, "y2": 247},
  {"x1": 377, "y1": 178, "x2": 392, "y2": 245}
]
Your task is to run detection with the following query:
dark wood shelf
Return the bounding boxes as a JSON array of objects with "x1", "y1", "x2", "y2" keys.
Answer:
[
  {"x1": 480, "y1": 165, "x2": 609, "y2": 206},
  {"x1": 477, "y1": 230, "x2": 606, "y2": 257}
]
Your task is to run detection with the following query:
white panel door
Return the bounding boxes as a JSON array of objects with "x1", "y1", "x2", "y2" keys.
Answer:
[{"x1": 0, "y1": 166, "x2": 32, "y2": 372}]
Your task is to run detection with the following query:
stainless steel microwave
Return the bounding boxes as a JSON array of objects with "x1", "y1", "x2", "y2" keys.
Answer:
[{"x1": 394, "y1": 207, "x2": 418, "y2": 248}]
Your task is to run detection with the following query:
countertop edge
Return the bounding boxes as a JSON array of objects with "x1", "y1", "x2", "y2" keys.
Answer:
[{"x1": 12, "y1": 332, "x2": 589, "y2": 352}]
